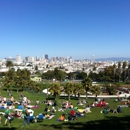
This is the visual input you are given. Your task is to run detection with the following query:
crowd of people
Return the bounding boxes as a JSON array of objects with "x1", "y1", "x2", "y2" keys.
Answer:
[{"x1": 0, "y1": 92, "x2": 126, "y2": 128}]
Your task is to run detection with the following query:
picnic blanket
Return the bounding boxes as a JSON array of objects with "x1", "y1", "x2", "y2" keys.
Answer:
[
  {"x1": 78, "y1": 109, "x2": 85, "y2": 113},
  {"x1": 0, "y1": 106, "x2": 5, "y2": 110},
  {"x1": 26, "y1": 105, "x2": 40, "y2": 109},
  {"x1": 118, "y1": 105, "x2": 129, "y2": 108}
]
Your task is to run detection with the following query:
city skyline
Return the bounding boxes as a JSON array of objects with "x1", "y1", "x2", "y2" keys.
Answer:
[{"x1": 0, "y1": 0, "x2": 130, "y2": 60}]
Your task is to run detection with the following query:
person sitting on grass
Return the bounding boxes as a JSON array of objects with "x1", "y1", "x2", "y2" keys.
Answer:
[
  {"x1": 102, "y1": 99, "x2": 107, "y2": 106},
  {"x1": 44, "y1": 105, "x2": 50, "y2": 112},
  {"x1": 112, "y1": 106, "x2": 122, "y2": 114},
  {"x1": 68, "y1": 113, "x2": 73, "y2": 121},
  {"x1": 59, "y1": 114, "x2": 65, "y2": 121},
  {"x1": 71, "y1": 109, "x2": 76, "y2": 117},
  {"x1": 44, "y1": 113, "x2": 50, "y2": 119},
  {"x1": 90, "y1": 102, "x2": 95, "y2": 108},
  {"x1": 13, "y1": 110, "x2": 21, "y2": 118},
  {"x1": 117, "y1": 106, "x2": 122, "y2": 113},
  {"x1": 36, "y1": 113, "x2": 45, "y2": 122},
  {"x1": 70, "y1": 110, "x2": 77, "y2": 120},
  {"x1": 51, "y1": 106, "x2": 56, "y2": 115},
  {"x1": 18, "y1": 103, "x2": 24, "y2": 110},
  {"x1": 53, "y1": 100, "x2": 57, "y2": 107},
  {"x1": 76, "y1": 111, "x2": 84, "y2": 117},
  {"x1": 112, "y1": 108, "x2": 118, "y2": 113},
  {"x1": 35, "y1": 99, "x2": 40, "y2": 106},
  {"x1": 77, "y1": 100, "x2": 83, "y2": 105},
  {"x1": 69, "y1": 103, "x2": 74, "y2": 109},
  {"x1": 85, "y1": 105, "x2": 91, "y2": 113},
  {"x1": 102, "y1": 107, "x2": 108, "y2": 114}
]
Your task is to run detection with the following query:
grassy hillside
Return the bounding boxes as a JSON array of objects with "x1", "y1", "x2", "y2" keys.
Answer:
[{"x1": 0, "y1": 87, "x2": 130, "y2": 130}]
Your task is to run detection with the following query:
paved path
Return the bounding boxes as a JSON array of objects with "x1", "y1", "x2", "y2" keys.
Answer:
[{"x1": 42, "y1": 89, "x2": 130, "y2": 98}]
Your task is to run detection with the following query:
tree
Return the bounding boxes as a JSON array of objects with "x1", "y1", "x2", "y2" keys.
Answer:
[
  {"x1": 122, "y1": 61, "x2": 127, "y2": 82},
  {"x1": 15, "y1": 69, "x2": 31, "y2": 92},
  {"x1": 0, "y1": 82, "x2": 2, "y2": 96},
  {"x1": 14, "y1": 76, "x2": 22, "y2": 92},
  {"x1": 28, "y1": 80, "x2": 36, "y2": 90},
  {"x1": 35, "y1": 83, "x2": 42, "y2": 93},
  {"x1": 6, "y1": 61, "x2": 14, "y2": 70},
  {"x1": 66, "y1": 72, "x2": 76, "y2": 80},
  {"x1": 4, "y1": 69, "x2": 16, "y2": 91},
  {"x1": 104, "y1": 83, "x2": 117, "y2": 95},
  {"x1": 113, "y1": 64, "x2": 116, "y2": 82},
  {"x1": 127, "y1": 63, "x2": 130, "y2": 80},
  {"x1": 76, "y1": 72, "x2": 87, "y2": 80},
  {"x1": 91, "y1": 85, "x2": 101, "y2": 98},
  {"x1": 35, "y1": 65, "x2": 38, "y2": 71},
  {"x1": 82, "y1": 77, "x2": 92, "y2": 99},
  {"x1": 49, "y1": 82, "x2": 61, "y2": 100},
  {"x1": 4, "y1": 77, "x2": 14, "y2": 92},
  {"x1": 53, "y1": 68, "x2": 66, "y2": 81},
  {"x1": 118, "y1": 62, "x2": 121, "y2": 82},
  {"x1": 64, "y1": 82, "x2": 74, "y2": 100},
  {"x1": 73, "y1": 83, "x2": 85, "y2": 100}
]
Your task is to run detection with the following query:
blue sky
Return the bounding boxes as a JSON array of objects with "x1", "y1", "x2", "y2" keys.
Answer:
[{"x1": 0, "y1": 0, "x2": 130, "y2": 60}]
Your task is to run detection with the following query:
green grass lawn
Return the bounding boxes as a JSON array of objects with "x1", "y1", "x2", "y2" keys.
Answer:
[{"x1": 0, "y1": 88, "x2": 130, "y2": 130}]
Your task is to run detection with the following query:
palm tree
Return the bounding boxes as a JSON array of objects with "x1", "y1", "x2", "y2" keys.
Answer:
[
  {"x1": 113, "y1": 64, "x2": 116, "y2": 82},
  {"x1": 64, "y1": 82, "x2": 74, "y2": 100},
  {"x1": 0, "y1": 82, "x2": 2, "y2": 96},
  {"x1": 6, "y1": 61, "x2": 14, "y2": 70},
  {"x1": 82, "y1": 77, "x2": 92, "y2": 99},
  {"x1": 128, "y1": 63, "x2": 130, "y2": 80},
  {"x1": 73, "y1": 83, "x2": 85, "y2": 100},
  {"x1": 91, "y1": 85, "x2": 101, "y2": 98},
  {"x1": 122, "y1": 61, "x2": 127, "y2": 82},
  {"x1": 49, "y1": 82, "x2": 61, "y2": 100},
  {"x1": 118, "y1": 62, "x2": 121, "y2": 82}
]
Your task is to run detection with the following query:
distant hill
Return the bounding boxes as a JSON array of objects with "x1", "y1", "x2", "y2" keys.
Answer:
[{"x1": 95, "y1": 57, "x2": 130, "y2": 62}]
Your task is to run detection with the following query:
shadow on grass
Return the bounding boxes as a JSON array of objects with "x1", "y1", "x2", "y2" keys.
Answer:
[
  {"x1": 38, "y1": 115, "x2": 130, "y2": 130},
  {"x1": 0, "y1": 127, "x2": 16, "y2": 130},
  {"x1": 0, "y1": 115, "x2": 130, "y2": 130}
]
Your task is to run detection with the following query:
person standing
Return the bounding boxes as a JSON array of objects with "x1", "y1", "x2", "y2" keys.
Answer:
[
  {"x1": 4, "y1": 107, "x2": 10, "y2": 126},
  {"x1": 22, "y1": 108, "x2": 30, "y2": 126}
]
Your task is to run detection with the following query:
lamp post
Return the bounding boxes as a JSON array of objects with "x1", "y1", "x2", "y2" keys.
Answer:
[
  {"x1": 114, "y1": 68, "x2": 116, "y2": 82},
  {"x1": 0, "y1": 82, "x2": 2, "y2": 96}
]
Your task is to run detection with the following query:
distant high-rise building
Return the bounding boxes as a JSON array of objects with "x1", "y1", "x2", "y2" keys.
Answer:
[
  {"x1": 45, "y1": 54, "x2": 48, "y2": 60},
  {"x1": 25, "y1": 56, "x2": 34, "y2": 62},
  {"x1": 56, "y1": 57, "x2": 59, "y2": 60},
  {"x1": 92, "y1": 55, "x2": 95, "y2": 63},
  {"x1": 16, "y1": 55, "x2": 22, "y2": 62}
]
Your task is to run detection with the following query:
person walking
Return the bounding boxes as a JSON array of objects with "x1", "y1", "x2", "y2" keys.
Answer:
[
  {"x1": 4, "y1": 107, "x2": 14, "y2": 127},
  {"x1": 4, "y1": 107, "x2": 10, "y2": 126},
  {"x1": 22, "y1": 108, "x2": 30, "y2": 126}
]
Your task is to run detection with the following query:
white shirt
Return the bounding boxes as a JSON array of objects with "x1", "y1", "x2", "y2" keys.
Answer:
[{"x1": 28, "y1": 109, "x2": 34, "y2": 116}]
